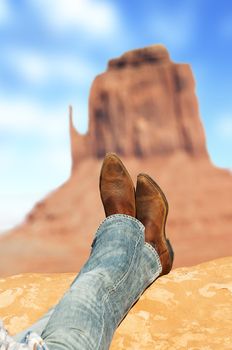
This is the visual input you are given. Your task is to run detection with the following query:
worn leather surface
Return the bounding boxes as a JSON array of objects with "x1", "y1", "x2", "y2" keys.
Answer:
[
  {"x1": 100, "y1": 153, "x2": 136, "y2": 217},
  {"x1": 136, "y1": 173, "x2": 173, "y2": 275},
  {"x1": 0, "y1": 257, "x2": 231, "y2": 349}
]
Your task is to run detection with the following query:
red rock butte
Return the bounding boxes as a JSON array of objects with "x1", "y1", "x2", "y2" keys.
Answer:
[
  {"x1": 0, "y1": 45, "x2": 231, "y2": 277},
  {"x1": 70, "y1": 45, "x2": 208, "y2": 169}
]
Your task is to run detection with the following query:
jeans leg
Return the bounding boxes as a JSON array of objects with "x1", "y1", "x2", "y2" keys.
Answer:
[{"x1": 41, "y1": 214, "x2": 162, "y2": 350}]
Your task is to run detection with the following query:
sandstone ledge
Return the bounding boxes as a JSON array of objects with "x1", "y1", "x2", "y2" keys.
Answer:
[{"x1": 0, "y1": 257, "x2": 231, "y2": 349}]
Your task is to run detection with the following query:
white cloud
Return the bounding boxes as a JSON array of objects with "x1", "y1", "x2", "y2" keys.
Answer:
[
  {"x1": 150, "y1": 4, "x2": 196, "y2": 50},
  {"x1": 5, "y1": 49, "x2": 96, "y2": 86},
  {"x1": 0, "y1": 97, "x2": 68, "y2": 137},
  {"x1": 0, "y1": 194, "x2": 40, "y2": 232},
  {"x1": 0, "y1": 98, "x2": 76, "y2": 232},
  {"x1": 0, "y1": 0, "x2": 11, "y2": 25},
  {"x1": 12, "y1": 52, "x2": 48, "y2": 84},
  {"x1": 0, "y1": 141, "x2": 72, "y2": 232},
  {"x1": 30, "y1": 0, "x2": 120, "y2": 38},
  {"x1": 0, "y1": 95, "x2": 88, "y2": 137},
  {"x1": 0, "y1": 97, "x2": 72, "y2": 178},
  {"x1": 216, "y1": 115, "x2": 232, "y2": 139},
  {"x1": 0, "y1": 96, "x2": 88, "y2": 178}
]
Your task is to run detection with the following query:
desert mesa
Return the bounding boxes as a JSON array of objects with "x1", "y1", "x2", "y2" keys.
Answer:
[{"x1": 0, "y1": 45, "x2": 231, "y2": 276}]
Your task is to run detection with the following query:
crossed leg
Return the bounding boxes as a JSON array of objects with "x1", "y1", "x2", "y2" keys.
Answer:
[{"x1": 3, "y1": 153, "x2": 173, "y2": 350}]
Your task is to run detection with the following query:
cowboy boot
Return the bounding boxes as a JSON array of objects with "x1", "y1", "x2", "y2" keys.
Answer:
[
  {"x1": 136, "y1": 173, "x2": 174, "y2": 275},
  {"x1": 99, "y1": 153, "x2": 136, "y2": 217}
]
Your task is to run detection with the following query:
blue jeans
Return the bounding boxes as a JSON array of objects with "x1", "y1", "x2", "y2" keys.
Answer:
[{"x1": 14, "y1": 214, "x2": 162, "y2": 350}]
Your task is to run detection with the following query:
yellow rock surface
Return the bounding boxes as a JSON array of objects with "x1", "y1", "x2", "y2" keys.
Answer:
[{"x1": 0, "y1": 257, "x2": 232, "y2": 349}]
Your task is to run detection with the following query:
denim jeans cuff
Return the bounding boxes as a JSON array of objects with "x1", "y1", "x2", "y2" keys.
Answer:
[
  {"x1": 96, "y1": 214, "x2": 145, "y2": 236},
  {"x1": 143, "y1": 242, "x2": 162, "y2": 280}
]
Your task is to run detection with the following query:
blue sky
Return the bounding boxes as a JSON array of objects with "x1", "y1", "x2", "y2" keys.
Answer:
[{"x1": 0, "y1": 0, "x2": 232, "y2": 231}]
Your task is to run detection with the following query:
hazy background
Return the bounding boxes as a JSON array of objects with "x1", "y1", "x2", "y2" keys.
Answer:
[{"x1": 0, "y1": 0, "x2": 231, "y2": 232}]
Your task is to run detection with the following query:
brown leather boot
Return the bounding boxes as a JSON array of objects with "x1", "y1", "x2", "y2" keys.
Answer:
[
  {"x1": 99, "y1": 153, "x2": 136, "y2": 217},
  {"x1": 136, "y1": 173, "x2": 174, "y2": 275}
]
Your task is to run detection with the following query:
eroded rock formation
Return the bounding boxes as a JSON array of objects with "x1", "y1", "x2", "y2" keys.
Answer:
[
  {"x1": 71, "y1": 45, "x2": 208, "y2": 171},
  {"x1": 1, "y1": 257, "x2": 232, "y2": 349}
]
